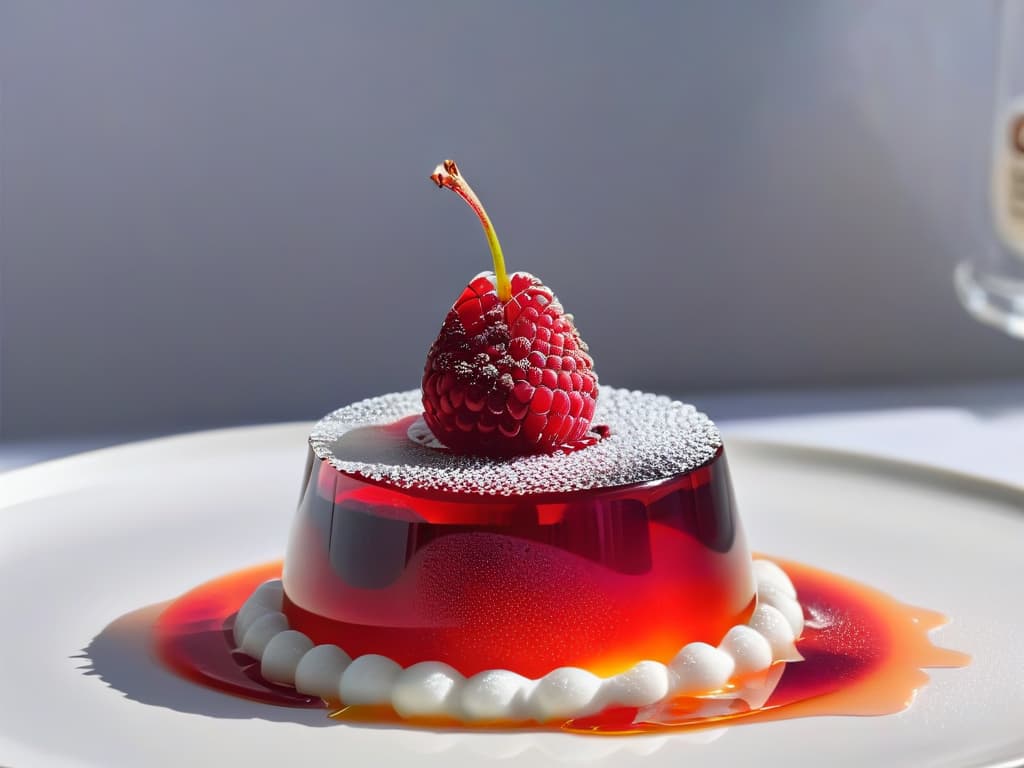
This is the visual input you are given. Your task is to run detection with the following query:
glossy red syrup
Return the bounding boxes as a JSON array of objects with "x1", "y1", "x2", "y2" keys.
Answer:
[
  {"x1": 155, "y1": 561, "x2": 321, "y2": 708},
  {"x1": 281, "y1": 450, "x2": 754, "y2": 678},
  {"x1": 567, "y1": 557, "x2": 969, "y2": 734},
  {"x1": 154, "y1": 557, "x2": 968, "y2": 732}
]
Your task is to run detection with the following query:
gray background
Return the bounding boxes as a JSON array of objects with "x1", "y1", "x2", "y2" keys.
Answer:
[{"x1": 2, "y1": 1, "x2": 1021, "y2": 441}]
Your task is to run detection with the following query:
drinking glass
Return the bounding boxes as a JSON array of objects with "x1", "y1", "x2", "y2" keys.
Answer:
[{"x1": 956, "y1": 0, "x2": 1024, "y2": 337}]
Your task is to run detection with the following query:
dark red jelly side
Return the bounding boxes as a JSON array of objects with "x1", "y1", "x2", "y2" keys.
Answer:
[{"x1": 281, "y1": 447, "x2": 756, "y2": 678}]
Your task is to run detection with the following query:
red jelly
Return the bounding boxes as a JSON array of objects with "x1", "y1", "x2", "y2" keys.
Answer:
[
  {"x1": 282, "y1": 446, "x2": 755, "y2": 678},
  {"x1": 151, "y1": 389, "x2": 966, "y2": 733}
]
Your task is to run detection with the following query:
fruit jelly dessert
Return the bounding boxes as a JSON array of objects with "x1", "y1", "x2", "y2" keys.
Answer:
[{"x1": 157, "y1": 157, "x2": 964, "y2": 732}]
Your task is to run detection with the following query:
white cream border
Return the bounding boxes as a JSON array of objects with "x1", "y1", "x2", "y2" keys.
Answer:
[{"x1": 231, "y1": 559, "x2": 804, "y2": 723}]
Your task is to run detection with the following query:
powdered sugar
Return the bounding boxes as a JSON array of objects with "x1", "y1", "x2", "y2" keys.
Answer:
[{"x1": 309, "y1": 387, "x2": 722, "y2": 496}]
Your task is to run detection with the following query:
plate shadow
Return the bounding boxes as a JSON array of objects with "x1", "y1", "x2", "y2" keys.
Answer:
[{"x1": 74, "y1": 602, "x2": 335, "y2": 727}]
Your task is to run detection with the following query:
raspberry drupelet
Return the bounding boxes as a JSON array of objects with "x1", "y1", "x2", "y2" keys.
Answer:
[{"x1": 422, "y1": 160, "x2": 599, "y2": 456}]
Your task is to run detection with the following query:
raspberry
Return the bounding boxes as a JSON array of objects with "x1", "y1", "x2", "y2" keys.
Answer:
[
  {"x1": 422, "y1": 159, "x2": 599, "y2": 455},
  {"x1": 422, "y1": 271, "x2": 598, "y2": 456}
]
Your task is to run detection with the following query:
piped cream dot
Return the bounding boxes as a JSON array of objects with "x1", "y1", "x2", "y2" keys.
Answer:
[
  {"x1": 249, "y1": 579, "x2": 284, "y2": 609},
  {"x1": 233, "y1": 587, "x2": 280, "y2": 645},
  {"x1": 753, "y1": 560, "x2": 797, "y2": 598},
  {"x1": 339, "y1": 654, "x2": 401, "y2": 706},
  {"x1": 758, "y1": 583, "x2": 805, "y2": 636},
  {"x1": 670, "y1": 642, "x2": 735, "y2": 695},
  {"x1": 749, "y1": 603, "x2": 801, "y2": 661},
  {"x1": 530, "y1": 668, "x2": 602, "y2": 721},
  {"x1": 601, "y1": 661, "x2": 670, "y2": 708},
  {"x1": 232, "y1": 602, "x2": 263, "y2": 646},
  {"x1": 392, "y1": 662, "x2": 464, "y2": 719},
  {"x1": 294, "y1": 645, "x2": 351, "y2": 700},
  {"x1": 239, "y1": 612, "x2": 289, "y2": 658},
  {"x1": 719, "y1": 625, "x2": 773, "y2": 677},
  {"x1": 461, "y1": 670, "x2": 531, "y2": 722},
  {"x1": 260, "y1": 630, "x2": 314, "y2": 686}
]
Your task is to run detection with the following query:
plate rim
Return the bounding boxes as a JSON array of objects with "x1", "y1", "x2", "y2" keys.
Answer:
[
  {"x1": 1, "y1": 423, "x2": 1022, "y2": 768},
  {"x1": 2, "y1": 422, "x2": 1022, "y2": 507}
]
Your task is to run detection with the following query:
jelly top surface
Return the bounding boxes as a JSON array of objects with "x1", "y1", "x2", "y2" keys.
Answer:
[{"x1": 309, "y1": 387, "x2": 722, "y2": 496}]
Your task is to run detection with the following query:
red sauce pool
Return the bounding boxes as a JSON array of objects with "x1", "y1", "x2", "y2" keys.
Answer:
[{"x1": 154, "y1": 556, "x2": 968, "y2": 733}]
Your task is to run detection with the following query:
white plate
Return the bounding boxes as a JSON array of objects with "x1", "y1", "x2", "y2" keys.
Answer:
[{"x1": 0, "y1": 425, "x2": 1022, "y2": 768}]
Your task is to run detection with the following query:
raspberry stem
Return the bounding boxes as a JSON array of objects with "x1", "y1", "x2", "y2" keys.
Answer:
[{"x1": 430, "y1": 159, "x2": 512, "y2": 302}]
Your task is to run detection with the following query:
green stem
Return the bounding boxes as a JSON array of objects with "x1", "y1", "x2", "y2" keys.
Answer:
[{"x1": 430, "y1": 159, "x2": 512, "y2": 301}]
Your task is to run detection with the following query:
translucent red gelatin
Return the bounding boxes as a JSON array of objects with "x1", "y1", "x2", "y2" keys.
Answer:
[{"x1": 281, "y1": 446, "x2": 756, "y2": 678}]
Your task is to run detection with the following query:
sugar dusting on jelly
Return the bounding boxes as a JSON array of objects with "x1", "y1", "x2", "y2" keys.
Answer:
[
  {"x1": 309, "y1": 388, "x2": 723, "y2": 496},
  {"x1": 154, "y1": 557, "x2": 968, "y2": 734}
]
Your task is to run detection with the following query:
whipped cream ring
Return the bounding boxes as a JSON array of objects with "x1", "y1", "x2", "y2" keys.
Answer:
[{"x1": 231, "y1": 559, "x2": 804, "y2": 724}]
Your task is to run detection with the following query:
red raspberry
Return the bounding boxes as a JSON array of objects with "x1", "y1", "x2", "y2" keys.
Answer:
[{"x1": 422, "y1": 271, "x2": 598, "y2": 456}]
